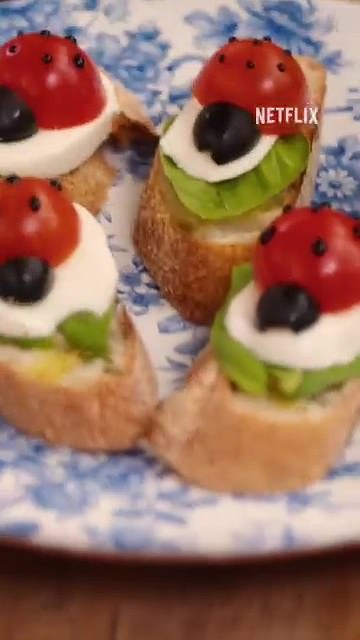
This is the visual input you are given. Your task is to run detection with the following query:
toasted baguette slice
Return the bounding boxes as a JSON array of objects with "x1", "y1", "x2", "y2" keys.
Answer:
[
  {"x1": 134, "y1": 56, "x2": 326, "y2": 324},
  {"x1": 0, "y1": 308, "x2": 157, "y2": 451},
  {"x1": 148, "y1": 349, "x2": 360, "y2": 494}
]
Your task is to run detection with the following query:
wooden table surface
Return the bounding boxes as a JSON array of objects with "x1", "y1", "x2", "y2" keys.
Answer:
[{"x1": 0, "y1": 543, "x2": 359, "y2": 639}]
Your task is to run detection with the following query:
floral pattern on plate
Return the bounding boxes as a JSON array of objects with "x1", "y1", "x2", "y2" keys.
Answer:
[
  {"x1": 0, "y1": 0, "x2": 360, "y2": 559},
  {"x1": 185, "y1": 0, "x2": 345, "y2": 72}
]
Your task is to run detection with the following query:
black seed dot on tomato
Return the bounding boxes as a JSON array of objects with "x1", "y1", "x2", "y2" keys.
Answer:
[
  {"x1": 29, "y1": 196, "x2": 41, "y2": 212},
  {"x1": 5, "y1": 174, "x2": 20, "y2": 184},
  {"x1": 40, "y1": 29, "x2": 51, "y2": 37},
  {"x1": 218, "y1": 54, "x2": 225, "y2": 63},
  {"x1": 260, "y1": 225, "x2": 277, "y2": 245},
  {"x1": 263, "y1": 36, "x2": 272, "y2": 41},
  {"x1": 49, "y1": 178, "x2": 62, "y2": 191},
  {"x1": 65, "y1": 34, "x2": 77, "y2": 44},
  {"x1": 74, "y1": 53, "x2": 85, "y2": 68},
  {"x1": 284, "y1": 48, "x2": 292, "y2": 55},
  {"x1": 8, "y1": 44, "x2": 17, "y2": 54},
  {"x1": 277, "y1": 62, "x2": 286, "y2": 72},
  {"x1": 282, "y1": 203, "x2": 293, "y2": 213},
  {"x1": 246, "y1": 60, "x2": 255, "y2": 69},
  {"x1": 253, "y1": 38, "x2": 261, "y2": 45},
  {"x1": 42, "y1": 53, "x2": 53, "y2": 64},
  {"x1": 353, "y1": 224, "x2": 360, "y2": 238},
  {"x1": 311, "y1": 238, "x2": 327, "y2": 256},
  {"x1": 228, "y1": 36, "x2": 237, "y2": 43}
]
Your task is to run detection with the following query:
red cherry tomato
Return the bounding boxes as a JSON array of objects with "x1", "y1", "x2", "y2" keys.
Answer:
[
  {"x1": 193, "y1": 38, "x2": 310, "y2": 135},
  {"x1": 0, "y1": 177, "x2": 80, "y2": 267},
  {"x1": 0, "y1": 33, "x2": 106, "y2": 129},
  {"x1": 254, "y1": 206, "x2": 360, "y2": 313}
]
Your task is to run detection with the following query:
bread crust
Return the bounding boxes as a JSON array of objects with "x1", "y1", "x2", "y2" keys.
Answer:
[
  {"x1": 149, "y1": 349, "x2": 360, "y2": 494},
  {"x1": 61, "y1": 148, "x2": 116, "y2": 217},
  {"x1": 0, "y1": 309, "x2": 157, "y2": 451},
  {"x1": 135, "y1": 153, "x2": 255, "y2": 324},
  {"x1": 134, "y1": 56, "x2": 326, "y2": 324}
]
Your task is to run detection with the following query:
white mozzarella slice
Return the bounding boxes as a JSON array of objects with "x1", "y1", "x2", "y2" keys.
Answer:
[
  {"x1": 225, "y1": 282, "x2": 360, "y2": 370},
  {"x1": 160, "y1": 97, "x2": 277, "y2": 183},
  {"x1": 0, "y1": 204, "x2": 118, "y2": 338},
  {"x1": 0, "y1": 72, "x2": 118, "y2": 178}
]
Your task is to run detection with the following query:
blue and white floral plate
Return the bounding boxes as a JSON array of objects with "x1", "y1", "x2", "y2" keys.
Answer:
[{"x1": 0, "y1": 0, "x2": 360, "y2": 562}]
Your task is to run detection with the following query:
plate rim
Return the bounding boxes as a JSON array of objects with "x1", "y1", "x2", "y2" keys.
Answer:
[
  {"x1": 0, "y1": 0, "x2": 360, "y2": 564},
  {"x1": 1, "y1": 534, "x2": 360, "y2": 567}
]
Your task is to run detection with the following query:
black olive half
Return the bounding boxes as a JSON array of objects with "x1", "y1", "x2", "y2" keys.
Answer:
[
  {"x1": 193, "y1": 102, "x2": 260, "y2": 165},
  {"x1": 256, "y1": 283, "x2": 320, "y2": 333},
  {"x1": 0, "y1": 257, "x2": 54, "y2": 304},
  {"x1": 0, "y1": 86, "x2": 38, "y2": 143}
]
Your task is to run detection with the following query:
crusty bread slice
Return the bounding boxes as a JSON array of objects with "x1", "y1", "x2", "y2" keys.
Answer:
[
  {"x1": 148, "y1": 349, "x2": 360, "y2": 494},
  {"x1": 0, "y1": 307, "x2": 157, "y2": 451},
  {"x1": 134, "y1": 56, "x2": 326, "y2": 324}
]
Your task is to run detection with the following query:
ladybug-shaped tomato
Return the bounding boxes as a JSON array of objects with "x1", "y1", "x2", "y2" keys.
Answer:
[
  {"x1": 193, "y1": 37, "x2": 310, "y2": 136},
  {"x1": 254, "y1": 204, "x2": 360, "y2": 314},
  {"x1": 0, "y1": 176, "x2": 80, "y2": 268},
  {"x1": 0, "y1": 32, "x2": 106, "y2": 129}
]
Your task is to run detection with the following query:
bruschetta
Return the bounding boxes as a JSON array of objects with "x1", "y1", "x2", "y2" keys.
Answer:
[
  {"x1": 0, "y1": 31, "x2": 156, "y2": 215},
  {"x1": 0, "y1": 176, "x2": 157, "y2": 450},
  {"x1": 134, "y1": 37, "x2": 326, "y2": 324},
  {"x1": 149, "y1": 205, "x2": 360, "y2": 493}
]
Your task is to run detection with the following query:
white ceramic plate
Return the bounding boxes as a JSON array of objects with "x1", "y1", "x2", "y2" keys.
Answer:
[{"x1": 0, "y1": 0, "x2": 360, "y2": 561}]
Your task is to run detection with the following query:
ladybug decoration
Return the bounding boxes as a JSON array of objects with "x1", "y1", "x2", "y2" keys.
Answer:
[
  {"x1": 0, "y1": 176, "x2": 80, "y2": 303},
  {"x1": 0, "y1": 31, "x2": 106, "y2": 142},
  {"x1": 254, "y1": 204, "x2": 360, "y2": 332},
  {"x1": 192, "y1": 36, "x2": 310, "y2": 165}
]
